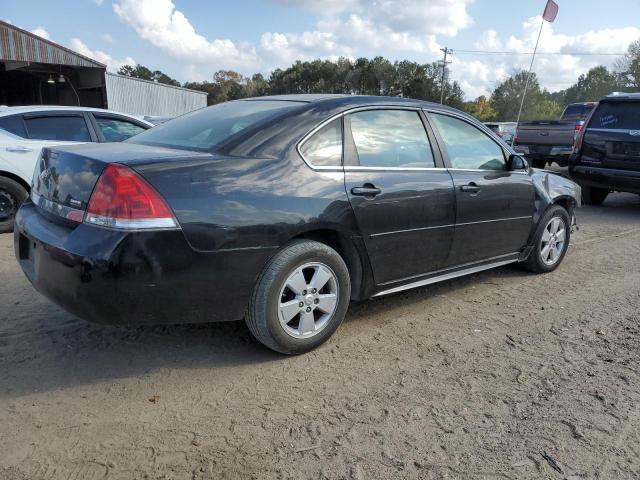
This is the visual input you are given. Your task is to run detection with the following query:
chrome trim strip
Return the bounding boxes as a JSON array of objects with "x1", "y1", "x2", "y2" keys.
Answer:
[
  {"x1": 344, "y1": 166, "x2": 446, "y2": 172},
  {"x1": 446, "y1": 168, "x2": 530, "y2": 175},
  {"x1": 370, "y1": 216, "x2": 532, "y2": 238},
  {"x1": 31, "y1": 192, "x2": 84, "y2": 223},
  {"x1": 587, "y1": 128, "x2": 636, "y2": 134},
  {"x1": 373, "y1": 256, "x2": 519, "y2": 297}
]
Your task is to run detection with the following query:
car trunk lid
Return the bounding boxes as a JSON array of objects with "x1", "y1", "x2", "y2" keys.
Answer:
[{"x1": 31, "y1": 143, "x2": 215, "y2": 221}]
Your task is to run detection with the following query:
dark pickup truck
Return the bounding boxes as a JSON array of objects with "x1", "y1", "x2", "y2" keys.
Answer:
[
  {"x1": 514, "y1": 102, "x2": 596, "y2": 168},
  {"x1": 570, "y1": 93, "x2": 640, "y2": 205}
]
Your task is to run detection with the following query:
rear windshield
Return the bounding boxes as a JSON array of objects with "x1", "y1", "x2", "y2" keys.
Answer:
[
  {"x1": 590, "y1": 102, "x2": 640, "y2": 130},
  {"x1": 128, "y1": 100, "x2": 302, "y2": 152},
  {"x1": 561, "y1": 104, "x2": 594, "y2": 122}
]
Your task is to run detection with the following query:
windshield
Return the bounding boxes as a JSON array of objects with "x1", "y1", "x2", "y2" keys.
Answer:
[{"x1": 128, "y1": 100, "x2": 303, "y2": 152}]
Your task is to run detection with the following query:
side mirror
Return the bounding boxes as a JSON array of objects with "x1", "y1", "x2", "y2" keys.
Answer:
[{"x1": 508, "y1": 154, "x2": 529, "y2": 171}]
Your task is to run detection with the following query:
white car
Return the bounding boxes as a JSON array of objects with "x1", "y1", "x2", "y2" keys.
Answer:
[{"x1": 0, "y1": 106, "x2": 152, "y2": 233}]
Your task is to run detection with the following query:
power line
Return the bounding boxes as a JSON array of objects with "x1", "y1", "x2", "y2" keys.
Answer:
[{"x1": 452, "y1": 49, "x2": 625, "y2": 56}]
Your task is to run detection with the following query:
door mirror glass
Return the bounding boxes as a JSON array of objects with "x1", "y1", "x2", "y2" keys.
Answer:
[{"x1": 508, "y1": 154, "x2": 528, "y2": 171}]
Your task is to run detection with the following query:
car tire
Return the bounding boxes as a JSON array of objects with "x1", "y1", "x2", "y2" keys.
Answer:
[
  {"x1": 523, "y1": 205, "x2": 571, "y2": 274},
  {"x1": 581, "y1": 186, "x2": 608, "y2": 206},
  {"x1": 246, "y1": 240, "x2": 351, "y2": 354},
  {"x1": 0, "y1": 177, "x2": 29, "y2": 234}
]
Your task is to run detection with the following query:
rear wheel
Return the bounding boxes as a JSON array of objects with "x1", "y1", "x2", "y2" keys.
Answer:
[
  {"x1": 0, "y1": 177, "x2": 28, "y2": 234},
  {"x1": 581, "y1": 186, "x2": 609, "y2": 206},
  {"x1": 523, "y1": 205, "x2": 571, "y2": 273},
  {"x1": 246, "y1": 240, "x2": 351, "y2": 354}
]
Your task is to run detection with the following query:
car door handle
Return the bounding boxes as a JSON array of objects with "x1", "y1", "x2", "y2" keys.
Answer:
[
  {"x1": 6, "y1": 146, "x2": 33, "y2": 153},
  {"x1": 460, "y1": 183, "x2": 480, "y2": 193},
  {"x1": 351, "y1": 185, "x2": 382, "y2": 197}
]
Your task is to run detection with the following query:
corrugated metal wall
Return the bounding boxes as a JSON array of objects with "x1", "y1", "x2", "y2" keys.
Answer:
[
  {"x1": 105, "y1": 73, "x2": 207, "y2": 117},
  {"x1": 0, "y1": 21, "x2": 104, "y2": 68}
]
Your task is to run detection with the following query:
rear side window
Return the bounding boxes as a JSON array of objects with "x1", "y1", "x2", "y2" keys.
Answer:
[
  {"x1": 590, "y1": 102, "x2": 640, "y2": 130},
  {"x1": 95, "y1": 116, "x2": 146, "y2": 142},
  {"x1": 431, "y1": 113, "x2": 506, "y2": 171},
  {"x1": 24, "y1": 116, "x2": 91, "y2": 141},
  {"x1": 0, "y1": 115, "x2": 27, "y2": 138},
  {"x1": 128, "y1": 100, "x2": 301, "y2": 152},
  {"x1": 349, "y1": 110, "x2": 435, "y2": 168},
  {"x1": 300, "y1": 118, "x2": 342, "y2": 166}
]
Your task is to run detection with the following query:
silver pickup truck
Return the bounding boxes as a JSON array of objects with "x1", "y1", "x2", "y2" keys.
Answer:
[{"x1": 514, "y1": 102, "x2": 596, "y2": 168}]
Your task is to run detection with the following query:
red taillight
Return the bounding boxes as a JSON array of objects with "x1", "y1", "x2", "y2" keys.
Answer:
[{"x1": 84, "y1": 163, "x2": 177, "y2": 230}]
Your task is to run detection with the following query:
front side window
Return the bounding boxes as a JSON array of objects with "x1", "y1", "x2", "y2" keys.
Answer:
[
  {"x1": 349, "y1": 110, "x2": 435, "y2": 168},
  {"x1": 430, "y1": 113, "x2": 506, "y2": 171},
  {"x1": 300, "y1": 118, "x2": 342, "y2": 166},
  {"x1": 95, "y1": 117, "x2": 146, "y2": 142},
  {"x1": 128, "y1": 100, "x2": 302, "y2": 152},
  {"x1": 24, "y1": 116, "x2": 91, "y2": 142}
]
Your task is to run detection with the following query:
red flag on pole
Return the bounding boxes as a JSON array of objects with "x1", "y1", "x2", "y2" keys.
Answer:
[{"x1": 543, "y1": 0, "x2": 559, "y2": 22}]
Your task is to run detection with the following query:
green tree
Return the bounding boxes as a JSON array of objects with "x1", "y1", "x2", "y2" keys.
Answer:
[
  {"x1": 117, "y1": 64, "x2": 180, "y2": 87},
  {"x1": 464, "y1": 95, "x2": 496, "y2": 121},
  {"x1": 617, "y1": 38, "x2": 640, "y2": 89},
  {"x1": 491, "y1": 71, "x2": 561, "y2": 121},
  {"x1": 561, "y1": 66, "x2": 619, "y2": 104}
]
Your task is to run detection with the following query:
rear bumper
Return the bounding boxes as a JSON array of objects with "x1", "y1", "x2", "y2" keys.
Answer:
[
  {"x1": 568, "y1": 163, "x2": 640, "y2": 194},
  {"x1": 515, "y1": 145, "x2": 573, "y2": 161},
  {"x1": 14, "y1": 201, "x2": 275, "y2": 325}
]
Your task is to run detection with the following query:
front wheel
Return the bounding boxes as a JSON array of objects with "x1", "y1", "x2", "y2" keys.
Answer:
[
  {"x1": 246, "y1": 240, "x2": 351, "y2": 354},
  {"x1": 523, "y1": 205, "x2": 571, "y2": 273}
]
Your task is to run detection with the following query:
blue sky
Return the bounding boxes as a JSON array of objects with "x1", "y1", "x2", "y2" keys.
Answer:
[{"x1": 4, "y1": 0, "x2": 640, "y2": 99}]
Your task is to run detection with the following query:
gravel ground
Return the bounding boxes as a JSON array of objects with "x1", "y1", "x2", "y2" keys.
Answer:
[{"x1": 1, "y1": 192, "x2": 640, "y2": 480}]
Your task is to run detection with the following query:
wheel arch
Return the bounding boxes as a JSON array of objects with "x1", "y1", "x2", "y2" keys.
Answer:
[
  {"x1": 0, "y1": 170, "x2": 31, "y2": 193},
  {"x1": 291, "y1": 228, "x2": 372, "y2": 301}
]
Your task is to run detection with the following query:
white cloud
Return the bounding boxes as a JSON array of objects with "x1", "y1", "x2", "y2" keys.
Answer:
[
  {"x1": 451, "y1": 16, "x2": 640, "y2": 99},
  {"x1": 108, "y1": 1, "x2": 638, "y2": 99},
  {"x1": 30, "y1": 26, "x2": 50, "y2": 40},
  {"x1": 111, "y1": 0, "x2": 467, "y2": 73},
  {"x1": 69, "y1": 38, "x2": 135, "y2": 72},
  {"x1": 101, "y1": 33, "x2": 114, "y2": 44}
]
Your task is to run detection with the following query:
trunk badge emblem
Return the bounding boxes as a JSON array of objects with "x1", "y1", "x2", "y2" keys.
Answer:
[{"x1": 630, "y1": 130, "x2": 640, "y2": 136}]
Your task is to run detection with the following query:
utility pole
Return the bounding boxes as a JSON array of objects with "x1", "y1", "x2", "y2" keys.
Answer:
[{"x1": 439, "y1": 47, "x2": 452, "y2": 104}]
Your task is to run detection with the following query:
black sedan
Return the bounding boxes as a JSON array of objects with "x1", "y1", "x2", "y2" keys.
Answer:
[{"x1": 14, "y1": 95, "x2": 581, "y2": 354}]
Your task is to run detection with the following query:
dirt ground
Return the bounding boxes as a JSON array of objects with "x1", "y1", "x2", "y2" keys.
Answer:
[{"x1": 1, "y1": 192, "x2": 640, "y2": 480}]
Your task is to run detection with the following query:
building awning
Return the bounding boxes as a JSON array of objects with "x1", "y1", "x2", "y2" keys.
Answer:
[{"x1": 0, "y1": 20, "x2": 105, "y2": 69}]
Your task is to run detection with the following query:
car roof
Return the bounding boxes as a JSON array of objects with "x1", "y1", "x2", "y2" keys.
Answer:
[
  {"x1": 0, "y1": 105, "x2": 153, "y2": 124},
  {"x1": 602, "y1": 92, "x2": 640, "y2": 102},
  {"x1": 239, "y1": 94, "x2": 463, "y2": 115}
]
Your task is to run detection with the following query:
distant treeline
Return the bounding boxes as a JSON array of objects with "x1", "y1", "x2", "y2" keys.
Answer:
[{"x1": 118, "y1": 38, "x2": 640, "y2": 122}]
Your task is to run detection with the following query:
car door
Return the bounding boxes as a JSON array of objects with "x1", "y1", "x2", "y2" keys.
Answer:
[
  {"x1": 427, "y1": 111, "x2": 534, "y2": 266},
  {"x1": 343, "y1": 108, "x2": 456, "y2": 285},
  {"x1": 0, "y1": 113, "x2": 90, "y2": 184}
]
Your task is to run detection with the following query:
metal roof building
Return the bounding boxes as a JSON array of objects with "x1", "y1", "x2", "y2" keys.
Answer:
[{"x1": 0, "y1": 21, "x2": 206, "y2": 117}]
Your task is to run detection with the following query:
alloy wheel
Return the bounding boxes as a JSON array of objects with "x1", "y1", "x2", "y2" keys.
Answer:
[
  {"x1": 278, "y1": 262, "x2": 339, "y2": 339},
  {"x1": 540, "y1": 216, "x2": 567, "y2": 266}
]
